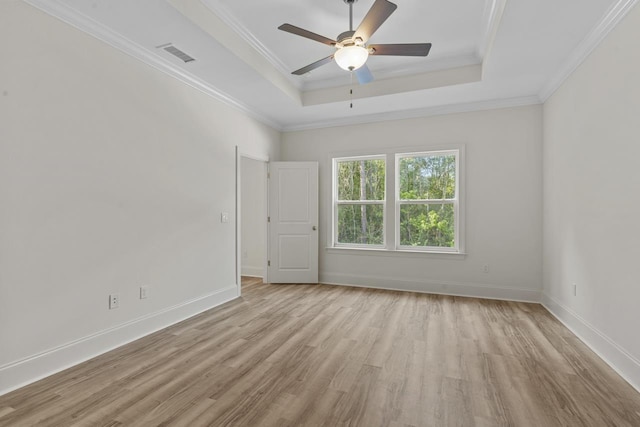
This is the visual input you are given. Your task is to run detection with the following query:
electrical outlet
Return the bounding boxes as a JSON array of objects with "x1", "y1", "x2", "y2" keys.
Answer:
[
  {"x1": 140, "y1": 286, "x2": 149, "y2": 299},
  {"x1": 109, "y1": 294, "x2": 119, "y2": 310},
  {"x1": 573, "y1": 283, "x2": 577, "y2": 296},
  {"x1": 483, "y1": 264, "x2": 490, "y2": 273}
]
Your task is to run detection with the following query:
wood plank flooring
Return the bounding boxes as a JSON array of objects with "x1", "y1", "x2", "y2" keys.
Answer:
[{"x1": 1, "y1": 277, "x2": 639, "y2": 426}]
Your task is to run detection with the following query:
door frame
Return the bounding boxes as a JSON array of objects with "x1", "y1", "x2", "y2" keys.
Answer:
[{"x1": 236, "y1": 148, "x2": 269, "y2": 296}]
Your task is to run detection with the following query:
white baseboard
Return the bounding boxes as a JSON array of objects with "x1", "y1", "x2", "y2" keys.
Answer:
[
  {"x1": 320, "y1": 272, "x2": 541, "y2": 303},
  {"x1": 241, "y1": 265, "x2": 264, "y2": 278},
  {"x1": 542, "y1": 293, "x2": 640, "y2": 393},
  {"x1": 0, "y1": 285, "x2": 239, "y2": 397}
]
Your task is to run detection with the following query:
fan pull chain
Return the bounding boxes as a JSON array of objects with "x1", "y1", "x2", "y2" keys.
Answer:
[{"x1": 350, "y1": 71, "x2": 354, "y2": 109}]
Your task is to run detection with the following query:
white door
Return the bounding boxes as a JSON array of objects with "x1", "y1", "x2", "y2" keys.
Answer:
[{"x1": 268, "y1": 162, "x2": 319, "y2": 283}]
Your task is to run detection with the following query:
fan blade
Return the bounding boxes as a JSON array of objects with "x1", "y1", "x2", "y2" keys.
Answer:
[
  {"x1": 355, "y1": 64, "x2": 374, "y2": 84},
  {"x1": 354, "y1": 0, "x2": 398, "y2": 42},
  {"x1": 292, "y1": 55, "x2": 335, "y2": 75},
  {"x1": 368, "y1": 43, "x2": 432, "y2": 56},
  {"x1": 278, "y1": 24, "x2": 337, "y2": 46}
]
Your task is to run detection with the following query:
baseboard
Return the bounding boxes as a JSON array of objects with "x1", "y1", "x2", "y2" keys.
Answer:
[
  {"x1": 542, "y1": 293, "x2": 640, "y2": 393},
  {"x1": 241, "y1": 266, "x2": 264, "y2": 277},
  {"x1": 0, "y1": 285, "x2": 239, "y2": 397},
  {"x1": 320, "y1": 272, "x2": 541, "y2": 303}
]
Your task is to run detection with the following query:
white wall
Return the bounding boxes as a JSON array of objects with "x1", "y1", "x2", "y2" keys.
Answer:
[
  {"x1": 542, "y1": 3, "x2": 640, "y2": 390},
  {"x1": 0, "y1": 1, "x2": 279, "y2": 394},
  {"x1": 241, "y1": 157, "x2": 266, "y2": 277},
  {"x1": 282, "y1": 105, "x2": 543, "y2": 301}
]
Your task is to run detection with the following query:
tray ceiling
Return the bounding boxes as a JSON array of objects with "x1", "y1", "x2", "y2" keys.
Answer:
[{"x1": 26, "y1": 0, "x2": 624, "y2": 130}]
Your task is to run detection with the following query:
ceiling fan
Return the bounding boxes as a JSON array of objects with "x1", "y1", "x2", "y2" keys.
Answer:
[{"x1": 278, "y1": 0, "x2": 432, "y2": 84}]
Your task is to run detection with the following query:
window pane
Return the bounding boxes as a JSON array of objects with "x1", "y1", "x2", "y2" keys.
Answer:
[
  {"x1": 399, "y1": 204, "x2": 455, "y2": 248},
  {"x1": 337, "y1": 159, "x2": 385, "y2": 201},
  {"x1": 399, "y1": 154, "x2": 456, "y2": 200},
  {"x1": 337, "y1": 204, "x2": 384, "y2": 245}
]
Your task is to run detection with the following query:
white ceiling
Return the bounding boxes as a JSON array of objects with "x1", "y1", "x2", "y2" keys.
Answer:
[{"x1": 27, "y1": 0, "x2": 625, "y2": 130}]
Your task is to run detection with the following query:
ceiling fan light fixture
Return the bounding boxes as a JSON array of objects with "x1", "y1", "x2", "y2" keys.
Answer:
[
  {"x1": 334, "y1": 45, "x2": 368, "y2": 71},
  {"x1": 279, "y1": 0, "x2": 431, "y2": 81}
]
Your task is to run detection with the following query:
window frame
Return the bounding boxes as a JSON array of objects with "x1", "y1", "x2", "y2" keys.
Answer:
[
  {"x1": 395, "y1": 150, "x2": 461, "y2": 253},
  {"x1": 329, "y1": 145, "x2": 465, "y2": 255},
  {"x1": 332, "y1": 155, "x2": 387, "y2": 249}
]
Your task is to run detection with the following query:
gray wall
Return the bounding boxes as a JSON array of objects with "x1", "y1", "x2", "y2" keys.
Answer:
[
  {"x1": 282, "y1": 105, "x2": 543, "y2": 302},
  {"x1": 0, "y1": 1, "x2": 279, "y2": 393},
  {"x1": 542, "y1": 2, "x2": 640, "y2": 391}
]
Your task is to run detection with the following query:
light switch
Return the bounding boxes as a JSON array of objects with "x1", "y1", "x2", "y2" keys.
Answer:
[{"x1": 221, "y1": 212, "x2": 229, "y2": 223}]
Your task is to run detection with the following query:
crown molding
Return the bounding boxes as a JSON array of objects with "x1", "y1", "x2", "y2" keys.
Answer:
[
  {"x1": 478, "y1": 0, "x2": 508, "y2": 74},
  {"x1": 167, "y1": 0, "x2": 301, "y2": 106},
  {"x1": 539, "y1": 0, "x2": 640, "y2": 101},
  {"x1": 282, "y1": 95, "x2": 541, "y2": 132},
  {"x1": 479, "y1": 0, "x2": 496, "y2": 57},
  {"x1": 23, "y1": 0, "x2": 285, "y2": 131},
  {"x1": 30, "y1": 0, "x2": 611, "y2": 134},
  {"x1": 199, "y1": 0, "x2": 296, "y2": 86}
]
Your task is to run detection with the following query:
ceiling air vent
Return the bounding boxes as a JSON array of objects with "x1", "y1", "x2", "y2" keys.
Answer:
[{"x1": 158, "y1": 43, "x2": 195, "y2": 63}]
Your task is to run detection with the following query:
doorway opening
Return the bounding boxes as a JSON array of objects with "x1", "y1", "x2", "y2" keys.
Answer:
[{"x1": 239, "y1": 155, "x2": 268, "y2": 289}]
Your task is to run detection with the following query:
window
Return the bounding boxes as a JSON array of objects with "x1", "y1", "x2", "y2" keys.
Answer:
[
  {"x1": 331, "y1": 147, "x2": 463, "y2": 254},
  {"x1": 333, "y1": 156, "x2": 386, "y2": 247},
  {"x1": 397, "y1": 151, "x2": 459, "y2": 252}
]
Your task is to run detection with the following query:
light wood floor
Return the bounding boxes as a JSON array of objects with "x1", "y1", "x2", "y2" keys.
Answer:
[{"x1": 1, "y1": 278, "x2": 640, "y2": 426}]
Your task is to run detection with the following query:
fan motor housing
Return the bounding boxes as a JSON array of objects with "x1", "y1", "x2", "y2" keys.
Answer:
[{"x1": 337, "y1": 30, "x2": 356, "y2": 44}]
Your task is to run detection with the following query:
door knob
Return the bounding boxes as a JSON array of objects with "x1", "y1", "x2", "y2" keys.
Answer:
[{"x1": 312, "y1": 226, "x2": 317, "y2": 231}]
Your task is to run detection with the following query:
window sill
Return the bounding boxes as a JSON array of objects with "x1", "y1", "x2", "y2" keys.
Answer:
[{"x1": 325, "y1": 247, "x2": 467, "y2": 259}]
